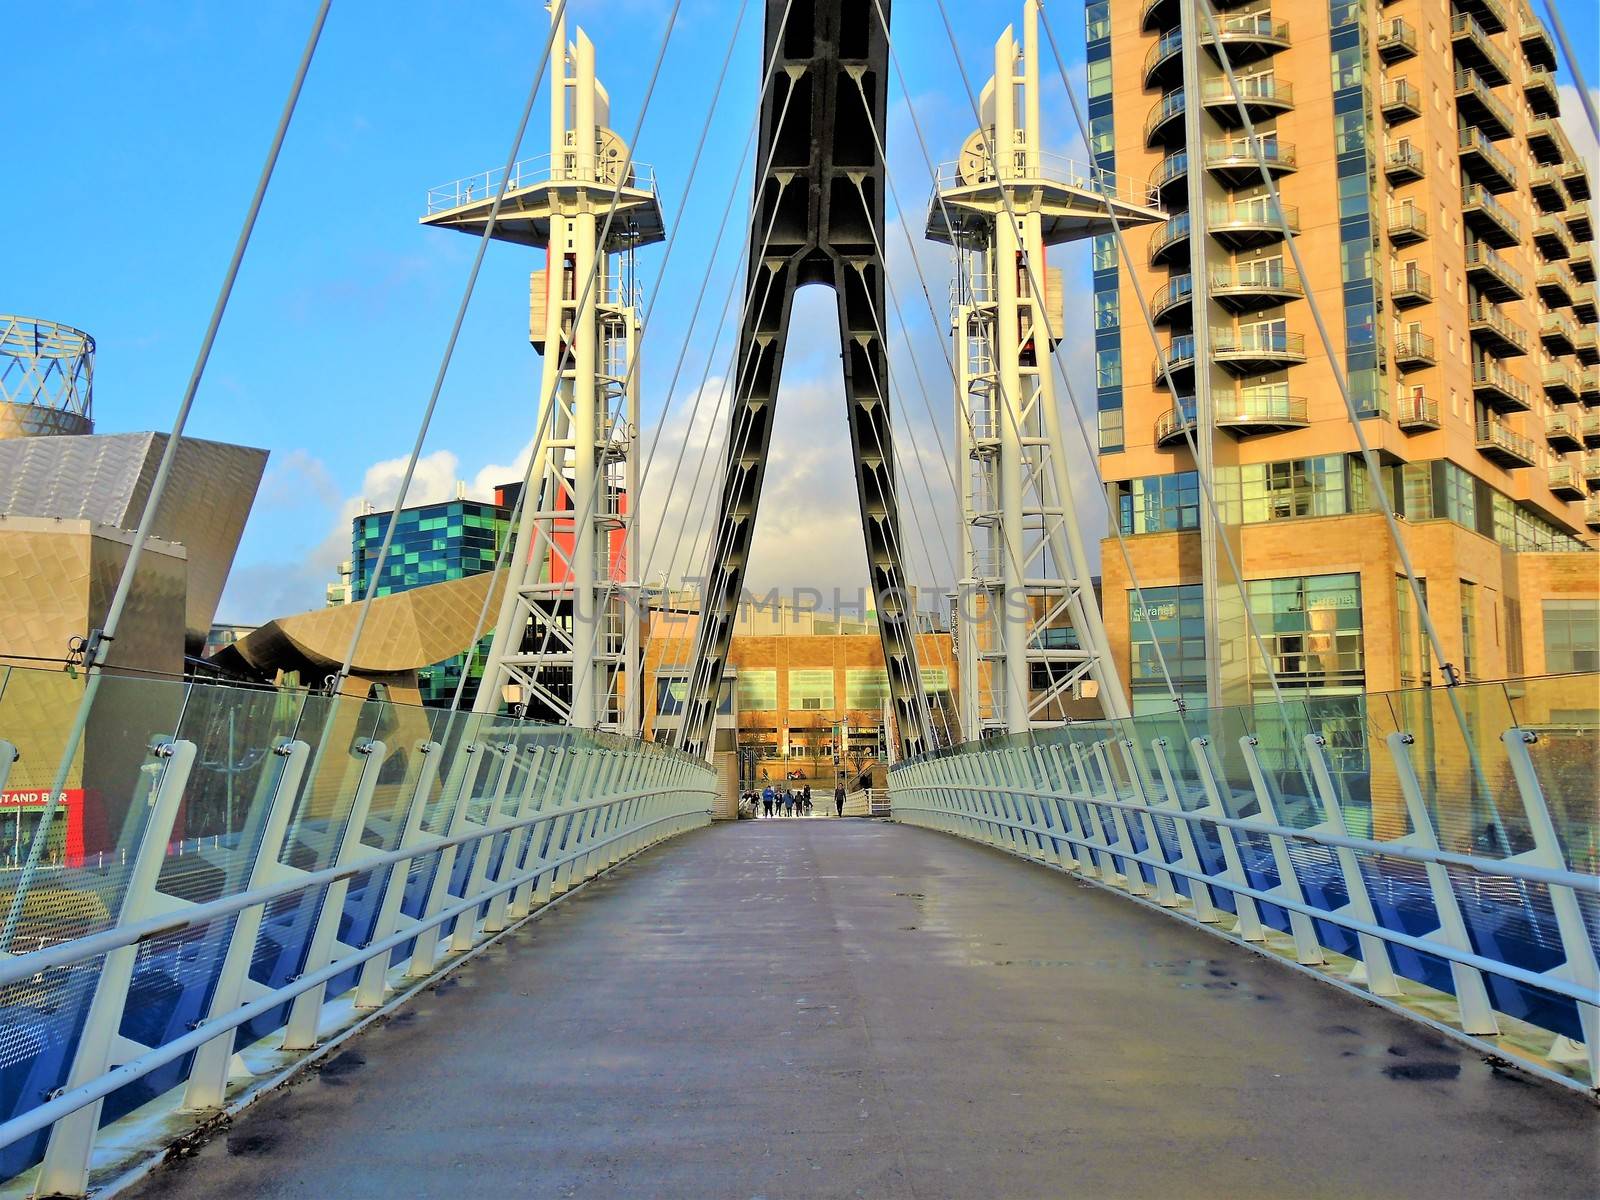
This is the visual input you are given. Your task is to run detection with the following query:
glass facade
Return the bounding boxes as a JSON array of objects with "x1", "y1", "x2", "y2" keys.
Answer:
[
  {"x1": 845, "y1": 668, "x2": 891, "y2": 709},
  {"x1": 1117, "y1": 472, "x2": 1200, "y2": 534},
  {"x1": 1128, "y1": 584, "x2": 1207, "y2": 713},
  {"x1": 1328, "y1": 0, "x2": 1380, "y2": 416},
  {"x1": 1543, "y1": 600, "x2": 1600, "y2": 673},
  {"x1": 788, "y1": 668, "x2": 834, "y2": 710},
  {"x1": 1086, "y1": 1, "x2": 1122, "y2": 454},
  {"x1": 1246, "y1": 573, "x2": 1364, "y2": 697},
  {"x1": 736, "y1": 669, "x2": 778, "y2": 711},
  {"x1": 349, "y1": 498, "x2": 510, "y2": 705}
]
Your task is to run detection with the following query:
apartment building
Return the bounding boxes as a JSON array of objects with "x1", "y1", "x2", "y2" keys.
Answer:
[{"x1": 1086, "y1": 0, "x2": 1598, "y2": 712}]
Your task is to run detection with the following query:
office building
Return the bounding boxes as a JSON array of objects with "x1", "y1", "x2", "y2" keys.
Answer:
[{"x1": 1087, "y1": 0, "x2": 1598, "y2": 712}]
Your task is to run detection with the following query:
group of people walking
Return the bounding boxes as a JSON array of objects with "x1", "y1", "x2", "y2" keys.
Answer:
[{"x1": 742, "y1": 782, "x2": 849, "y2": 819}]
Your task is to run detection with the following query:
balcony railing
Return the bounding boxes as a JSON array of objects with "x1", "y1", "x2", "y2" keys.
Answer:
[
  {"x1": 1152, "y1": 274, "x2": 1195, "y2": 324},
  {"x1": 1207, "y1": 199, "x2": 1300, "y2": 245},
  {"x1": 425, "y1": 152, "x2": 659, "y2": 214},
  {"x1": 1454, "y1": 68, "x2": 1515, "y2": 139},
  {"x1": 1464, "y1": 240, "x2": 1524, "y2": 299},
  {"x1": 1144, "y1": 27, "x2": 1185, "y2": 86},
  {"x1": 1535, "y1": 215, "x2": 1575, "y2": 261},
  {"x1": 1154, "y1": 400, "x2": 1198, "y2": 447},
  {"x1": 1543, "y1": 361, "x2": 1578, "y2": 402},
  {"x1": 1566, "y1": 202, "x2": 1594, "y2": 244},
  {"x1": 1198, "y1": 74, "x2": 1295, "y2": 123},
  {"x1": 1582, "y1": 410, "x2": 1600, "y2": 447},
  {"x1": 1467, "y1": 299, "x2": 1528, "y2": 354},
  {"x1": 1475, "y1": 418, "x2": 1536, "y2": 466},
  {"x1": 1523, "y1": 66, "x2": 1561, "y2": 118},
  {"x1": 1545, "y1": 410, "x2": 1581, "y2": 450},
  {"x1": 1449, "y1": 11, "x2": 1512, "y2": 85},
  {"x1": 1153, "y1": 334, "x2": 1198, "y2": 384},
  {"x1": 1461, "y1": 182, "x2": 1521, "y2": 246},
  {"x1": 1393, "y1": 329, "x2": 1436, "y2": 369},
  {"x1": 1397, "y1": 393, "x2": 1440, "y2": 431},
  {"x1": 1541, "y1": 310, "x2": 1578, "y2": 354},
  {"x1": 1378, "y1": 17, "x2": 1418, "y2": 61},
  {"x1": 1531, "y1": 165, "x2": 1571, "y2": 213},
  {"x1": 1145, "y1": 89, "x2": 1188, "y2": 146},
  {"x1": 1149, "y1": 212, "x2": 1192, "y2": 265},
  {"x1": 1390, "y1": 265, "x2": 1432, "y2": 307},
  {"x1": 1548, "y1": 462, "x2": 1585, "y2": 497},
  {"x1": 1537, "y1": 264, "x2": 1575, "y2": 308},
  {"x1": 1472, "y1": 358, "x2": 1531, "y2": 410},
  {"x1": 1209, "y1": 264, "x2": 1303, "y2": 309},
  {"x1": 1457, "y1": 126, "x2": 1518, "y2": 193},
  {"x1": 1381, "y1": 79, "x2": 1421, "y2": 121},
  {"x1": 1204, "y1": 137, "x2": 1297, "y2": 178},
  {"x1": 1215, "y1": 391, "x2": 1308, "y2": 433},
  {"x1": 1384, "y1": 141, "x2": 1425, "y2": 182},
  {"x1": 1519, "y1": 5, "x2": 1558, "y2": 71},
  {"x1": 1213, "y1": 326, "x2": 1307, "y2": 368},
  {"x1": 1387, "y1": 205, "x2": 1429, "y2": 244}
]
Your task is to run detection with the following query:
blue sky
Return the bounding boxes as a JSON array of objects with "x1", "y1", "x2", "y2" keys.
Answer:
[{"x1": 6, "y1": 1, "x2": 1598, "y2": 625}]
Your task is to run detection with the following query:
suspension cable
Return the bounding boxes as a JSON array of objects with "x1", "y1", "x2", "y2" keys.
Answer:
[
  {"x1": 335, "y1": 0, "x2": 573, "y2": 688},
  {"x1": 1541, "y1": 0, "x2": 1599, "y2": 142},
  {"x1": 2, "y1": 0, "x2": 334, "y2": 950},
  {"x1": 873, "y1": 0, "x2": 1184, "y2": 719}
]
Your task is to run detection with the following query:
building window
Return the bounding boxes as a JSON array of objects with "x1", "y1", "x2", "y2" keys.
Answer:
[
  {"x1": 788, "y1": 668, "x2": 834, "y2": 711},
  {"x1": 1118, "y1": 472, "x2": 1200, "y2": 534},
  {"x1": 845, "y1": 668, "x2": 891, "y2": 709},
  {"x1": 736, "y1": 669, "x2": 778, "y2": 711},
  {"x1": 1505, "y1": 597, "x2": 1524, "y2": 678},
  {"x1": 1396, "y1": 578, "x2": 1417, "y2": 687},
  {"x1": 1542, "y1": 599, "x2": 1600, "y2": 673},
  {"x1": 1246, "y1": 573, "x2": 1364, "y2": 696},
  {"x1": 920, "y1": 668, "x2": 950, "y2": 694},
  {"x1": 1459, "y1": 582, "x2": 1478, "y2": 681},
  {"x1": 1128, "y1": 585, "x2": 1206, "y2": 713}
]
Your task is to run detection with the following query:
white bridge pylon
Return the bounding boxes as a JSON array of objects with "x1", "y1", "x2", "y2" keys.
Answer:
[
  {"x1": 931, "y1": 0, "x2": 1161, "y2": 734},
  {"x1": 423, "y1": 8, "x2": 665, "y2": 734}
]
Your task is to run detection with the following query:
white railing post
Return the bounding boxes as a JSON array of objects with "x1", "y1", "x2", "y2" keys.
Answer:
[
  {"x1": 405, "y1": 736, "x2": 492, "y2": 979},
  {"x1": 354, "y1": 738, "x2": 444, "y2": 1008},
  {"x1": 1500, "y1": 728, "x2": 1598, "y2": 1079},
  {"x1": 182, "y1": 739, "x2": 311, "y2": 1109},
  {"x1": 1238, "y1": 736, "x2": 1325, "y2": 964},
  {"x1": 1047, "y1": 744, "x2": 1094, "y2": 874},
  {"x1": 1118, "y1": 738, "x2": 1178, "y2": 907},
  {"x1": 1384, "y1": 731, "x2": 1500, "y2": 1036},
  {"x1": 34, "y1": 739, "x2": 197, "y2": 1199},
  {"x1": 282, "y1": 738, "x2": 388, "y2": 1050},
  {"x1": 530, "y1": 749, "x2": 571, "y2": 906},
  {"x1": 1092, "y1": 740, "x2": 1149, "y2": 895},
  {"x1": 482, "y1": 746, "x2": 546, "y2": 934},
  {"x1": 551, "y1": 751, "x2": 601, "y2": 897},
  {"x1": 1301, "y1": 733, "x2": 1399, "y2": 995},
  {"x1": 1069, "y1": 741, "x2": 1118, "y2": 880},
  {"x1": 446, "y1": 743, "x2": 522, "y2": 953},
  {"x1": 1150, "y1": 737, "x2": 1218, "y2": 922},
  {"x1": 1189, "y1": 736, "x2": 1266, "y2": 942}
]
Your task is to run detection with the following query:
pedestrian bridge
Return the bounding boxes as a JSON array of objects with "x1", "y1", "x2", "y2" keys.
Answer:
[{"x1": 0, "y1": 664, "x2": 1595, "y2": 1197}]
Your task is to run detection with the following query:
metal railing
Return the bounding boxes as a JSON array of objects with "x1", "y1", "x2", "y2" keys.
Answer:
[
  {"x1": 425, "y1": 152, "x2": 659, "y2": 215},
  {"x1": 890, "y1": 675, "x2": 1600, "y2": 1092},
  {"x1": 0, "y1": 666, "x2": 713, "y2": 1193},
  {"x1": 935, "y1": 146, "x2": 1160, "y2": 210}
]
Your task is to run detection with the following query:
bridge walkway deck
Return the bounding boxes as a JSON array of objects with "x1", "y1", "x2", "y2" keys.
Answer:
[{"x1": 124, "y1": 819, "x2": 1596, "y2": 1199}]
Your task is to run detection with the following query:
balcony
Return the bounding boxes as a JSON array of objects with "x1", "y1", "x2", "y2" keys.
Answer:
[
  {"x1": 1141, "y1": 0, "x2": 1178, "y2": 32},
  {"x1": 1457, "y1": 127, "x2": 1518, "y2": 194},
  {"x1": 1583, "y1": 372, "x2": 1600, "y2": 407},
  {"x1": 1396, "y1": 393, "x2": 1441, "y2": 432},
  {"x1": 1378, "y1": 17, "x2": 1418, "y2": 62},
  {"x1": 1200, "y1": 75, "x2": 1294, "y2": 127},
  {"x1": 1520, "y1": 8, "x2": 1558, "y2": 71},
  {"x1": 1583, "y1": 411, "x2": 1600, "y2": 447},
  {"x1": 1528, "y1": 117, "x2": 1569, "y2": 166},
  {"x1": 1204, "y1": 136, "x2": 1297, "y2": 185},
  {"x1": 1149, "y1": 212, "x2": 1192, "y2": 267},
  {"x1": 1154, "y1": 399, "x2": 1198, "y2": 448},
  {"x1": 1208, "y1": 199, "x2": 1299, "y2": 248},
  {"x1": 1457, "y1": 0, "x2": 1508, "y2": 33},
  {"x1": 1565, "y1": 202, "x2": 1594, "y2": 245},
  {"x1": 1563, "y1": 163, "x2": 1591, "y2": 202},
  {"x1": 1536, "y1": 265, "x2": 1574, "y2": 309},
  {"x1": 1384, "y1": 141, "x2": 1425, "y2": 184},
  {"x1": 1152, "y1": 274, "x2": 1194, "y2": 326},
  {"x1": 1151, "y1": 150, "x2": 1191, "y2": 203},
  {"x1": 1472, "y1": 358, "x2": 1531, "y2": 411},
  {"x1": 1467, "y1": 299, "x2": 1528, "y2": 356},
  {"x1": 1574, "y1": 284, "x2": 1597, "y2": 325},
  {"x1": 1387, "y1": 205, "x2": 1429, "y2": 245},
  {"x1": 1577, "y1": 328, "x2": 1599, "y2": 367},
  {"x1": 1454, "y1": 69, "x2": 1514, "y2": 141},
  {"x1": 1543, "y1": 361, "x2": 1579, "y2": 404},
  {"x1": 1153, "y1": 335, "x2": 1197, "y2": 387},
  {"x1": 1548, "y1": 462, "x2": 1586, "y2": 499},
  {"x1": 1523, "y1": 67, "x2": 1561, "y2": 118},
  {"x1": 1541, "y1": 310, "x2": 1577, "y2": 356},
  {"x1": 1461, "y1": 183, "x2": 1520, "y2": 246},
  {"x1": 1390, "y1": 265, "x2": 1432, "y2": 309},
  {"x1": 1546, "y1": 410, "x2": 1582, "y2": 452},
  {"x1": 1531, "y1": 165, "x2": 1570, "y2": 213},
  {"x1": 1476, "y1": 418, "x2": 1536, "y2": 467},
  {"x1": 1584, "y1": 455, "x2": 1600, "y2": 491},
  {"x1": 1210, "y1": 263, "x2": 1302, "y2": 313},
  {"x1": 1144, "y1": 27, "x2": 1185, "y2": 88},
  {"x1": 1393, "y1": 329, "x2": 1436, "y2": 371},
  {"x1": 1572, "y1": 254, "x2": 1595, "y2": 285},
  {"x1": 1145, "y1": 89, "x2": 1187, "y2": 148},
  {"x1": 1450, "y1": 12, "x2": 1511, "y2": 85},
  {"x1": 1213, "y1": 325, "x2": 1307, "y2": 371},
  {"x1": 1534, "y1": 215, "x2": 1574, "y2": 261},
  {"x1": 1215, "y1": 391, "x2": 1309, "y2": 436},
  {"x1": 1381, "y1": 79, "x2": 1421, "y2": 124},
  {"x1": 1586, "y1": 500, "x2": 1600, "y2": 531},
  {"x1": 1199, "y1": 12, "x2": 1291, "y2": 65},
  {"x1": 1464, "y1": 240, "x2": 1524, "y2": 300}
]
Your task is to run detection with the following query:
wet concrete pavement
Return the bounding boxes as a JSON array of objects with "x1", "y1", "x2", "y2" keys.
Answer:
[{"x1": 125, "y1": 819, "x2": 1598, "y2": 1199}]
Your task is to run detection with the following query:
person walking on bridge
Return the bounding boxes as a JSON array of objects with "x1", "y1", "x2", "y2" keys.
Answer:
[
  {"x1": 834, "y1": 782, "x2": 845, "y2": 818},
  {"x1": 801, "y1": 784, "x2": 813, "y2": 816},
  {"x1": 762, "y1": 783, "x2": 775, "y2": 818}
]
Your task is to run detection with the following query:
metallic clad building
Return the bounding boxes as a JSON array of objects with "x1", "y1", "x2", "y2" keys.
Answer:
[{"x1": 0, "y1": 431, "x2": 267, "y2": 654}]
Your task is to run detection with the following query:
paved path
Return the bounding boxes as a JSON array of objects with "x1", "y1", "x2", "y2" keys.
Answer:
[{"x1": 126, "y1": 820, "x2": 1597, "y2": 1200}]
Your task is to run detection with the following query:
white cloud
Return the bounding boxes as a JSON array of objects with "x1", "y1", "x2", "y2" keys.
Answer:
[{"x1": 1559, "y1": 86, "x2": 1600, "y2": 183}]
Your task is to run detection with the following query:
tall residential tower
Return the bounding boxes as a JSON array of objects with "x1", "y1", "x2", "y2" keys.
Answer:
[{"x1": 1089, "y1": 0, "x2": 1598, "y2": 712}]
